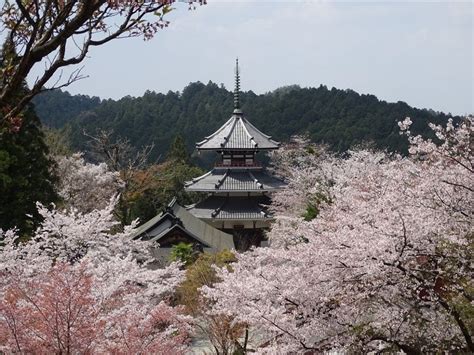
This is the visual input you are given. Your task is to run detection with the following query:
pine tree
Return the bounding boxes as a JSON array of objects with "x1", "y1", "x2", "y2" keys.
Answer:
[
  {"x1": 167, "y1": 134, "x2": 190, "y2": 164},
  {"x1": 0, "y1": 39, "x2": 58, "y2": 237}
]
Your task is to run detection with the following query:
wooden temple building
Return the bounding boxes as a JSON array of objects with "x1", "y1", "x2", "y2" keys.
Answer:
[
  {"x1": 132, "y1": 198, "x2": 235, "y2": 265},
  {"x1": 185, "y1": 59, "x2": 286, "y2": 249},
  {"x1": 134, "y1": 60, "x2": 285, "y2": 255}
]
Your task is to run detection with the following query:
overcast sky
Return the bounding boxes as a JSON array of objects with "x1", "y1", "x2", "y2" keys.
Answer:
[{"x1": 29, "y1": 0, "x2": 473, "y2": 115}]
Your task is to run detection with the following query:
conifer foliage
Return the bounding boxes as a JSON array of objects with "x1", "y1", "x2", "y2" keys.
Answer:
[
  {"x1": 32, "y1": 83, "x2": 458, "y2": 161},
  {"x1": 0, "y1": 40, "x2": 57, "y2": 236}
]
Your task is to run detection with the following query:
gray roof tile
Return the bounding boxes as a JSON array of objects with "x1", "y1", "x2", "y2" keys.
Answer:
[
  {"x1": 185, "y1": 169, "x2": 286, "y2": 192},
  {"x1": 187, "y1": 196, "x2": 273, "y2": 220},
  {"x1": 132, "y1": 199, "x2": 235, "y2": 251},
  {"x1": 196, "y1": 114, "x2": 280, "y2": 150}
]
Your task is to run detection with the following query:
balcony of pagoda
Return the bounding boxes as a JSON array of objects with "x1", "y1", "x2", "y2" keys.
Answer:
[{"x1": 214, "y1": 161, "x2": 263, "y2": 169}]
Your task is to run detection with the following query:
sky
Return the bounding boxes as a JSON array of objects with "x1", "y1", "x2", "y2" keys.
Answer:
[{"x1": 28, "y1": 0, "x2": 474, "y2": 115}]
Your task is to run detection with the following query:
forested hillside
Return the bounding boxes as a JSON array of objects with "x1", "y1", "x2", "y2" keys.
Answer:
[
  {"x1": 33, "y1": 82, "x2": 456, "y2": 160},
  {"x1": 32, "y1": 90, "x2": 101, "y2": 128}
]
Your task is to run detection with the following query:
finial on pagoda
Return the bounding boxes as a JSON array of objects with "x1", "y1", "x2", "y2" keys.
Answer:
[{"x1": 233, "y1": 58, "x2": 242, "y2": 114}]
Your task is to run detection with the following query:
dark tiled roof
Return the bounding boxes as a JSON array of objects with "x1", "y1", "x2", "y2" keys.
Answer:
[
  {"x1": 185, "y1": 169, "x2": 286, "y2": 192},
  {"x1": 196, "y1": 114, "x2": 280, "y2": 151},
  {"x1": 187, "y1": 196, "x2": 273, "y2": 220},
  {"x1": 132, "y1": 199, "x2": 235, "y2": 251}
]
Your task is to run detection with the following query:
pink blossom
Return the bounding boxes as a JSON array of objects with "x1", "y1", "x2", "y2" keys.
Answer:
[{"x1": 204, "y1": 118, "x2": 473, "y2": 353}]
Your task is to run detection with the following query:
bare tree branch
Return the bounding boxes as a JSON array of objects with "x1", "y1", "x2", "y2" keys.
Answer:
[{"x1": 0, "y1": 0, "x2": 204, "y2": 126}]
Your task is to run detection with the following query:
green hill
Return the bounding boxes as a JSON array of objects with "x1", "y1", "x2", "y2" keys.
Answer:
[
  {"x1": 33, "y1": 82, "x2": 456, "y2": 160},
  {"x1": 32, "y1": 90, "x2": 101, "y2": 128}
]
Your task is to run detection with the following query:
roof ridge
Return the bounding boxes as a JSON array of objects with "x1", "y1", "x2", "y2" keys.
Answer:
[
  {"x1": 211, "y1": 198, "x2": 227, "y2": 218},
  {"x1": 215, "y1": 169, "x2": 229, "y2": 189},
  {"x1": 185, "y1": 170, "x2": 212, "y2": 186},
  {"x1": 239, "y1": 116, "x2": 258, "y2": 148},
  {"x1": 242, "y1": 116, "x2": 276, "y2": 140},
  {"x1": 220, "y1": 116, "x2": 239, "y2": 149},
  {"x1": 168, "y1": 196, "x2": 177, "y2": 207},
  {"x1": 196, "y1": 116, "x2": 235, "y2": 147},
  {"x1": 248, "y1": 170, "x2": 263, "y2": 189},
  {"x1": 195, "y1": 114, "x2": 280, "y2": 150}
]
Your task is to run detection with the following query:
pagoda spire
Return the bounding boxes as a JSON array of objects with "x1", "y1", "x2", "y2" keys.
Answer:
[{"x1": 233, "y1": 58, "x2": 242, "y2": 114}]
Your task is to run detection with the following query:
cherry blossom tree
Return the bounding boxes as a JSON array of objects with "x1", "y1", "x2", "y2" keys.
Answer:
[
  {"x1": 204, "y1": 117, "x2": 473, "y2": 353},
  {"x1": 0, "y1": 262, "x2": 192, "y2": 354},
  {"x1": 0, "y1": 263, "x2": 104, "y2": 353},
  {"x1": 0, "y1": 196, "x2": 192, "y2": 353},
  {"x1": 56, "y1": 153, "x2": 124, "y2": 213}
]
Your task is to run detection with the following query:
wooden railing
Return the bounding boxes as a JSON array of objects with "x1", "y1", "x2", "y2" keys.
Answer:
[{"x1": 215, "y1": 161, "x2": 262, "y2": 168}]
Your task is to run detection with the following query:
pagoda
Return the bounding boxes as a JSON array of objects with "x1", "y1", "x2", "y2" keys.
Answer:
[{"x1": 185, "y1": 60, "x2": 286, "y2": 249}]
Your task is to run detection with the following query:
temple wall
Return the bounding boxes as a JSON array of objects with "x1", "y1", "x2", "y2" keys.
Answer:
[{"x1": 206, "y1": 219, "x2": 271, "y2": 230}]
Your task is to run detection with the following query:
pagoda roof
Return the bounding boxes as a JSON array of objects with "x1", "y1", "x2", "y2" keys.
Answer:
[
  {"x1": 196, "y1": 114, "x2": 280, "y2": 151},
  {"x1": 187, "y1": 196, "x2": 273, "y2": 221},
  {"x1": 132, "y1": 198, "x2": 235, "y2": 251},
  {"x1": 185, "y1": 168, "x2": 286, "y2": 192}
]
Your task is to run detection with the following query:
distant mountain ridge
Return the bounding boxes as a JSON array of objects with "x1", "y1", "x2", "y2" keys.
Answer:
[
  {"x1": 33, "y1": 90, "x2": 101, "y2": 128},
  {"x1": 32, "y1": 82, "x2": 457, "y2": 160}
]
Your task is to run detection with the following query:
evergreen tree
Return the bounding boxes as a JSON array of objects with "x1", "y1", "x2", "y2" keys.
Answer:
[
  {"x1": 0, "y1": 39, "x2": 58, "y2": 236},
  {"x1": 45, "y1": 81, "x2": 456, "y2": 162},
  {"x1": 167, "y1": 134, "x2": 190, "y2": 164}
]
